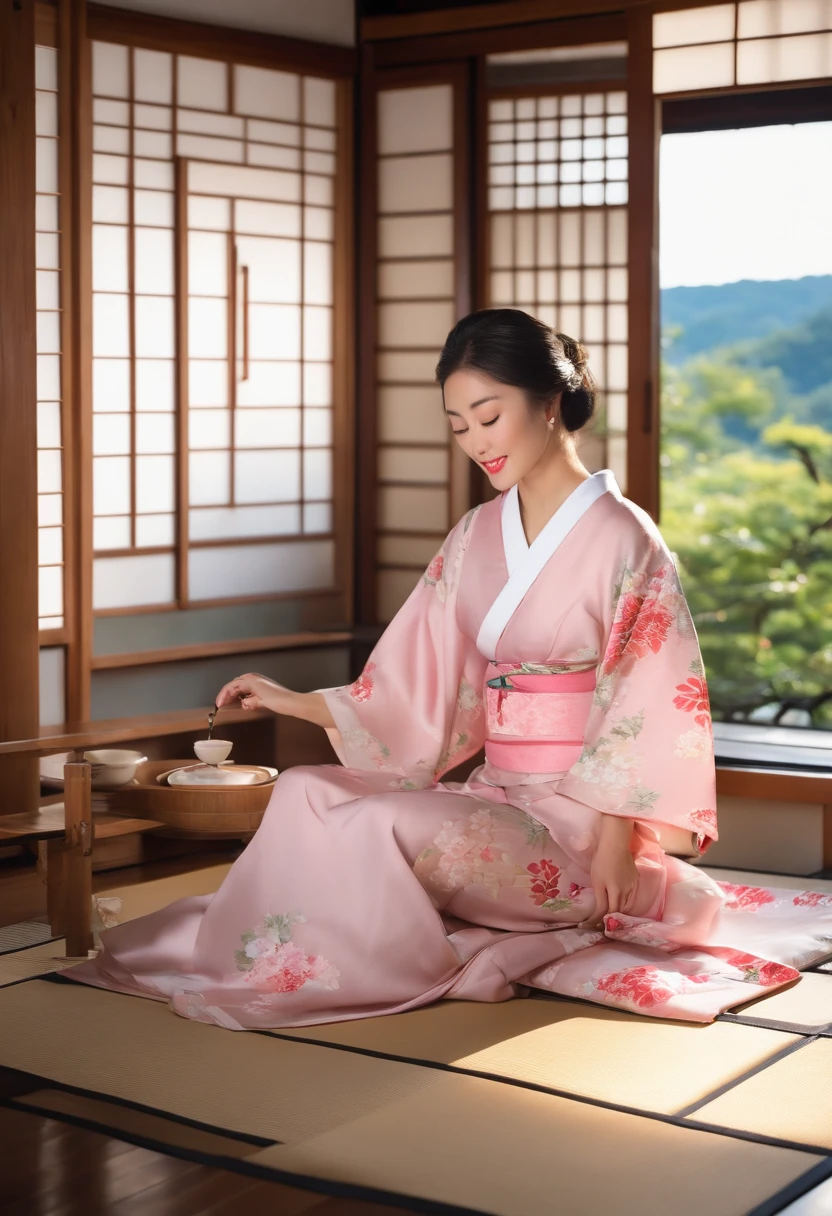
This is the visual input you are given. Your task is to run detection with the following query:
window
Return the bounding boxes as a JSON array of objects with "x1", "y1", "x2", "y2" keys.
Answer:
[
  {"x1": 485, "y1": 89, "x2": 629, "y2": 488},
  {"x1": 90, "y1": 42, "x2": 341, "y2": 612}
]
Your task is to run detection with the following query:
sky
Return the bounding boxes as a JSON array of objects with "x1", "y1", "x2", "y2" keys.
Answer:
[{"x1": 659, "y1": 122, "x2": 832, "y2": 289}]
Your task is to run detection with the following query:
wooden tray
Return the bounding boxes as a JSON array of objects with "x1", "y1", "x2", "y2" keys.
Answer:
[{"x1": 92, "y1": 760, "x2": 278, "y2": 837}]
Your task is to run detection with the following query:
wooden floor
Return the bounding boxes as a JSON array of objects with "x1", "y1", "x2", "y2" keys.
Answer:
[{"x1": 0, "y1": 1102, "x2": 402, "y2": 1215}]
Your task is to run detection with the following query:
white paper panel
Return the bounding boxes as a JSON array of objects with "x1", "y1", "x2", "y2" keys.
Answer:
[
  {"x1": 39, "y1": 526, "x2": 63, "y2": 566},
  {"x1": 189, "y1": 298, "x2": 227, "y2": 359},
  {"x1": 378, "y1": 386, "x2": 447, "y2": 444},
  {"x1": 738, "y1": 0, "x2": 832, "y2": 37},
  {"x1": 303, "y1": 407, "x2": 332, "y2": 447},
  {"x1": 189, "y1": 231, "x2": 228, "y2": 296},
  {"x1": 36, "y1": 90, "x2": 58, "y2": 136},
  {"x1": 94, "y1": 553, "x2": 175, "y2": 609},
  {"x1": 235, "y1": 199, "x2": 301, "y2": 238},
  {"x1": 378, "y1": 214, "x2": 454, "y2": 259},
  {"x1": 378, "y1": 85, "x2": 453, "y2": 156},
  {"x1": 189, "y1": 360, "x2": 229, "y2": 407},
  {"x1": 134, "y1": 190, "x2": 174, "y2": 228},
  {"x1": 653, "y1": 4, "x2": 735, "y2": 47},
  {"x1": 654, "y1": 42, "x2": 736, "y2": 92},
  {"x1": 234, "y1": 450, "x2": 301, "y2": 503},
  {"x1": 136, "y1": 513, "x2": 175, "y2": 547},
  {"x1": 188, "y1": 539, "x2": 334, "y2": 600},
  {"x1": 36, "y1": 195, "x2": 59, "y2": 231},
  {"x1": 189, "y1": 160, "x2": 301, "y2": 204},
  {"x1": 378, "y1": 300, "x2": 456, "y2": 349},
  {"x1": 136, "y1": 359, "x2": 175, "y2": 412},
  {"x1": 93, "y1": 225, "x2": 128, "y2": 293},
  {"x1": 134, "y1": 160, "x2": 174, "y2": 190},
  {"x1": 36, "y1": 312, "x2": 60, "y2": 355},
  {"x1": 235, "y1": 408, "x2": 300, "y2": 447},
  {"x1": 304, "y1": 206, "x2": 333, "y2": 242},
  {"x1": 378, "y1": 153, "x2": 453, "y2": 215},
  {"x1": 237, "y1": 361, "x2": 301, "y2": 407},
  {"x1": 134, "y1": 49, "x2": 173, "y2": 104},
  {"x1": 737, "y1": 31, "x2": 832, "y2": 82},
  {"x1": 178, "y1": 55, "x2": 227, "y2": 112},
  {"x1": 36, "y1": 45, "x2": 58, "y2": 92},
  {"x1": 303, "y1": 174, "x2": 333, "y2": 207},
  {"x1": 304, "y1": 242, "x2": 333, "y2": 306},
  {"x1": 303, "y1": 306, "x2": 332, "y2": 361},
  {"x1": 236, "y1": 236, "x2": 301, "y2": 303},
  {"x1": 135, "y1": 296, "x2": 175, "y2": 358},
  {"x1": 188, "y1": 195, "x2": 231, "y2": 231},
  {"x1": 37, "y1": 401, "x2": 62, "y2": 449},
  {"x1": 93, "y1": 413, "x2": 130, "y2": 456},
  {"x1": 235, "y1": 65, "x2": 299, "y2": 121},
  {"x1": 135, "y1": 413, "x2": 175, "y2": 454},
  {"x1": 39, "y1": 493, "x2": 63, "y2": 527},
  {"x1": 37, "y1": 354, "x2": 61, "y2": 400},
  {"x1": 247, "y1": 119, "x2": 301, "y2": 147},
  {"x1": 94, "y1": 359, "x2": 130, "y2": 412},
  {"x1": 189, "y1": 450, "x2": 230, "y2": 506},
  {"x1": 93, "y1": 185, "x2": 129, "y2": 224},
  {"x1": 304, "y1": 77, "x2": 336, "y2": 128},
  {"x1": 93, "y1": 41, "x2": 129, "y2": 99},
  {"x1": 377, "y1": 534, "x2": 442, "y2": 566},
  {"x1": 39, "y1": 565, "x2": 64, "y2": 619},
  {"x1": 93, "y1": 98, "x2": 129, "y2": 127},
  {"x1": 178, "y1": 133, "x2": 244, "y2": 164},
  {"x1": 178, "y1": 109, "x2": 244, "y2": 137},
  {"x1": 379, "y1": 446, "x2": 449, "y2": 484},
  {"x1": 93, "y1": 125, "x2": 129, "y2": 156},
  {"x1": 248, "y1": 304, "x2": 301, "y2": 360},
  {"x1": 189, "y1": 409, "x2": 231, "y2": 449},
  {"x1": 379, "y1": 485, "x2": 448, "y2": 532},
  {"x1": 134, "y1": 228, "x2": 174, "y2": 295},
  {"x1": 303, "y1": 502, "x2": 331, "y2": 533},
  {"x1": 303, "y1": 448, "x2": 332, "y2": 500},
  {"x1": 378, "y1": 259, "x2": 454, "y2": 300},
  {"x1": 189, "y1": 503, "x2": 301, "y2": 541},
  {"x1": 94, "y1": 455, "x2": 130, "y2": 515},
  {"x1": 36, "y1": 232, "x2": 60, "y2": 269},
  {"x1": 303, "y1": 363, "x2": 331, "y2": 407},
  {"x1": 136, "y1": 454, "x2": 175, "y2": 513},
  {"x1": 36, "y1": 137, "x2": 58, "y2": 193},
  {"x1": 94, "y1": 515, "x2": 131, "y2": 551},
  {"x1": 377, "y1": 353, "x2": 438, "y2": 385},
  {"x1": 93, "y1": 293, "x2": 130, "y2": 358},
  {"x1": 39, "y1": 646, "x2": 66, "y2": 723}
]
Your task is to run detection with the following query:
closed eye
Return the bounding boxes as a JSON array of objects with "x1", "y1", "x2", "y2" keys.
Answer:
[{"x1": 451, "y1": 416, "x2": 499, "y2": 437}]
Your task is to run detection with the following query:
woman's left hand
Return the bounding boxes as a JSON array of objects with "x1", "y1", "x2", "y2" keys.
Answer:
[{"x1": 578, "y1": 817, "x2": 639, "y2": 929}]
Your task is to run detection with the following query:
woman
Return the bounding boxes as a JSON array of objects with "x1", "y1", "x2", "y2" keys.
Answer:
[{"x1": 68, "y1": 310, "x2": 832, "y2": 1026}]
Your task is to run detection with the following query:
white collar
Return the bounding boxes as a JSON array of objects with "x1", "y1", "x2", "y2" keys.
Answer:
[{"x1": 477, "y1": 470, "x2": 620, "y2": 660}]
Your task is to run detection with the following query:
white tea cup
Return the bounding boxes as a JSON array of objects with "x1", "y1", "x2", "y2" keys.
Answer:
[{"x1": 194, "y1": 738, "x2": 233, "y2": 766}]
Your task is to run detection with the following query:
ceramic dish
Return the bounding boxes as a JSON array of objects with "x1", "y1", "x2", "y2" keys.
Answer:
[{"x1": 158, "y1": 764, "x2": 278, "y2": 789}]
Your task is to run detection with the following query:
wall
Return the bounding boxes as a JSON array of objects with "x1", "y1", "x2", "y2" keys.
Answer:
[{"x1": 95, "y1": 0, "x2": 356, "y2": 46}]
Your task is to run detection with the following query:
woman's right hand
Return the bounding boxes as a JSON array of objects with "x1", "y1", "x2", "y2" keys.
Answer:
[{"x1": 215, "y1": 672, "x2": 295, "y2": 716}]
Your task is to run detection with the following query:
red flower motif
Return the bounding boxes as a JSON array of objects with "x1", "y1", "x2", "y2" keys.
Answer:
[
  {"x1": 603, "y1": 580, "x2": 674, "y2": 674},
  {"x1": 605, "y1": 915, "x2": 624, "y2": 932},
  {"x1": 793, "y1": 891, "x2": 832, "y2": 909},
  {"x1": 527, "y1": 859, "x2": 561, "y2": 906},
  {"x1": 569, "y1": 882, "x2": 588, "y2": 900},
  {"x1": 596, "y1": 965, "x2": 676, "y2": 1009},
  {"x1": 673, "y1": 677, "x2": 711, "y2": 727},
  {"x1": 722, "y1": 955, "x2": 797, "y2": 987},
  {"x1": 349, "y1": 661, "x2": 376, "y2": 703},
  {"x1": 425, "y1": 554, "x2": 444, "y2": 583},
  {"x1": 689, "y1": 808, "x2": 717, "y2": 835},
  {"x1": 717, "y1": 883, "x2": 776, "y2": 912}
]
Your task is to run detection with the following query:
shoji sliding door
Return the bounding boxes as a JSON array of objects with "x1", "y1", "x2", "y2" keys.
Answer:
[
  {"x1": 364, "y1": 68, "x2": 472, "y2": 624},
  {"x1": 89, "y1": 41, "x2": 348, "y2": 620}
]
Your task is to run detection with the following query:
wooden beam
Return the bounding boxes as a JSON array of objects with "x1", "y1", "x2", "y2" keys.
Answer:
[
  {"x1": 87, "y1": 2, "x2": 356, "y2": 77},
  {"x1": 63, "y1": 760, "x2": 93, "y2": 956},
  {"x1": 716, "y1": 765, "x2": 832, "y2": 805},
  {"x1": 89, "y1": 629, "x2": 353, "y2": 670},
  {"x1": 362, "y1": 0, "x2": 643, "y2": 42},
  {"x1": 0, "y1": 0, "x2": 40, "y2": 816}
]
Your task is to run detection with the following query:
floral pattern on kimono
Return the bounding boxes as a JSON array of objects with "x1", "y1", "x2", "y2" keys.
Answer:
[
  {"x1": 321, "y1": 507, "x2": 488, "y2": 788},
  {"x1": 556, "y1": 518, "x2": 718, "y2": 852}
]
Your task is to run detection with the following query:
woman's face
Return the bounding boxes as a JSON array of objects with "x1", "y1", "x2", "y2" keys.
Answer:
[{"x1": 442, "y1": 368, "x2": 556, "y2": 491}]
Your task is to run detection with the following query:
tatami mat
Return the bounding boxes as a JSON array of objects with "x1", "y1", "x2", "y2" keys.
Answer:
[
  {"x1": 275, "y1": 997, "x2": 799, "y2": 1116},
  {"x1": 0, "y1": 939, "x2": 69, "y2": 987},
  {"x1": 0, "y1": 920, "x2": 56, "y2": 954},
  {"x1": 250, "y1": 1073, "x2": 823, "y2": 1216},
  {"x1": 729, "y1": 972, "x2": 832, "y2": 1032}
]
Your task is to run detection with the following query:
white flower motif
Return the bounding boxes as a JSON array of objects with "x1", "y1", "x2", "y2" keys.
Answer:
[{"x1": 674, "y1": 726, "x2": 711, "y2": 760}]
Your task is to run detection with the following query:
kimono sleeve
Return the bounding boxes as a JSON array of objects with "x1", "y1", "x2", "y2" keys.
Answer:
[
  {"x1": 557, "y1": 521, "x2": 719, "y2": 853},
  {"x1": 319, "y1": 508, "x2": 488, "y2": 788}
]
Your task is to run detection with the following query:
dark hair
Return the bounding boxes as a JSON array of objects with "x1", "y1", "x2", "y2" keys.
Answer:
[{"x1": 435, "y1": 308, "x2": 596, "y2": 433}]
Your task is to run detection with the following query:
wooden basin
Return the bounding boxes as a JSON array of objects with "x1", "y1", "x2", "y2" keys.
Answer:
[{"x1": 94, "y1": 760, "x2": 277, "y2": 837}]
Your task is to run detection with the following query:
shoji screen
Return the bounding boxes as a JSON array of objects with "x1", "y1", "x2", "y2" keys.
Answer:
[
  {"x1": 374, "y1": 80, "x2": 462, "y2": 623},
  {"x1": 485, "y1": 88, "x2": 629, "y2": 488},
  {"x1": 90, "y1": 42, "x2": 341, "y2": 613},
  {"x1": 653, "y1": 1, "x2": 832, "y2": 94},
  {"x1": 35, "y1": 43, "x2": 66, "y2": 631}
]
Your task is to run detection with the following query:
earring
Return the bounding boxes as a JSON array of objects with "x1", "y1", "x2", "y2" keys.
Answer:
[{"x1": 547, "y1": 417, "x2": 555, "y2": 426}]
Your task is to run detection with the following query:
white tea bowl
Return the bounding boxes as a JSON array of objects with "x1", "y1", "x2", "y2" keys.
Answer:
[
  {"x1": 194, "y1": 738, "x2": 233, "y2": 766},
  {"x1": 84, "y1": 749, "x2": 147, "y2": 787}
]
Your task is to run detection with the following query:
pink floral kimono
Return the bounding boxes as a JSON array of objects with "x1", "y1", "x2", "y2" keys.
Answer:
[{"x1": 67, "y1": 471, "x2": 832, "y2": 1026}]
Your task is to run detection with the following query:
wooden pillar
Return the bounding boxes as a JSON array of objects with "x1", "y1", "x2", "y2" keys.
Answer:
[
  {"x1": 64, "y1": 760, "x2": 93, "y2": 956},
  {"x1": 0, "y1": 0, "x2": 40, "y2": 813},
  {"x1": 626, "y1": 5, "x2": 661, "y2": 521}
]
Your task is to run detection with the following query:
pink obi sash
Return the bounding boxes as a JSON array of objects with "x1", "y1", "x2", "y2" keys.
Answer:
[{"x1": 484, "y1": 663, "x2": 596, "y2": 773}]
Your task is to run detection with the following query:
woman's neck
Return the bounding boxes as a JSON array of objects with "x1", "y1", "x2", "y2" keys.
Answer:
[{"x1": 516, "y1": 441, "x2": 590, "y2": 547}]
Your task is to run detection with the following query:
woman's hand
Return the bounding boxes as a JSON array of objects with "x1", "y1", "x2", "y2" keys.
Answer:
[
  {"x1": 214, "y1": 673, "x2": 335, "y2": 729},
  {"x1": 578, "y1": 815, "x2": 639, "y2": 929},
  {"x1": 215, "y1": 673, "x2": 295, "y2": 716}
]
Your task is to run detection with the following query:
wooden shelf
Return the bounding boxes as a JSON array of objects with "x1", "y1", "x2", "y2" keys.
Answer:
[
  {"x1": 0, "y1": 803, "x2": 161, "y2": 845},
  {"x1": 0, "y1": 705, "x2": 274, "y2": 758},
  {"x1": 716, "y1": 765, "x2": 832, "y2": 804}
]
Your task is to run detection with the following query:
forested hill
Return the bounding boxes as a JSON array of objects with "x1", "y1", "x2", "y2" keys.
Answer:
[{"x1": 661, "y1": 275, "x2": 832, "y2": 364}]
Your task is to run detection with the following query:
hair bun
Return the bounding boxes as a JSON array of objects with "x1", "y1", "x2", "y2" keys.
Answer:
[{"x1": 556, "y1": 332, "x2": 589, "y2": 392}]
